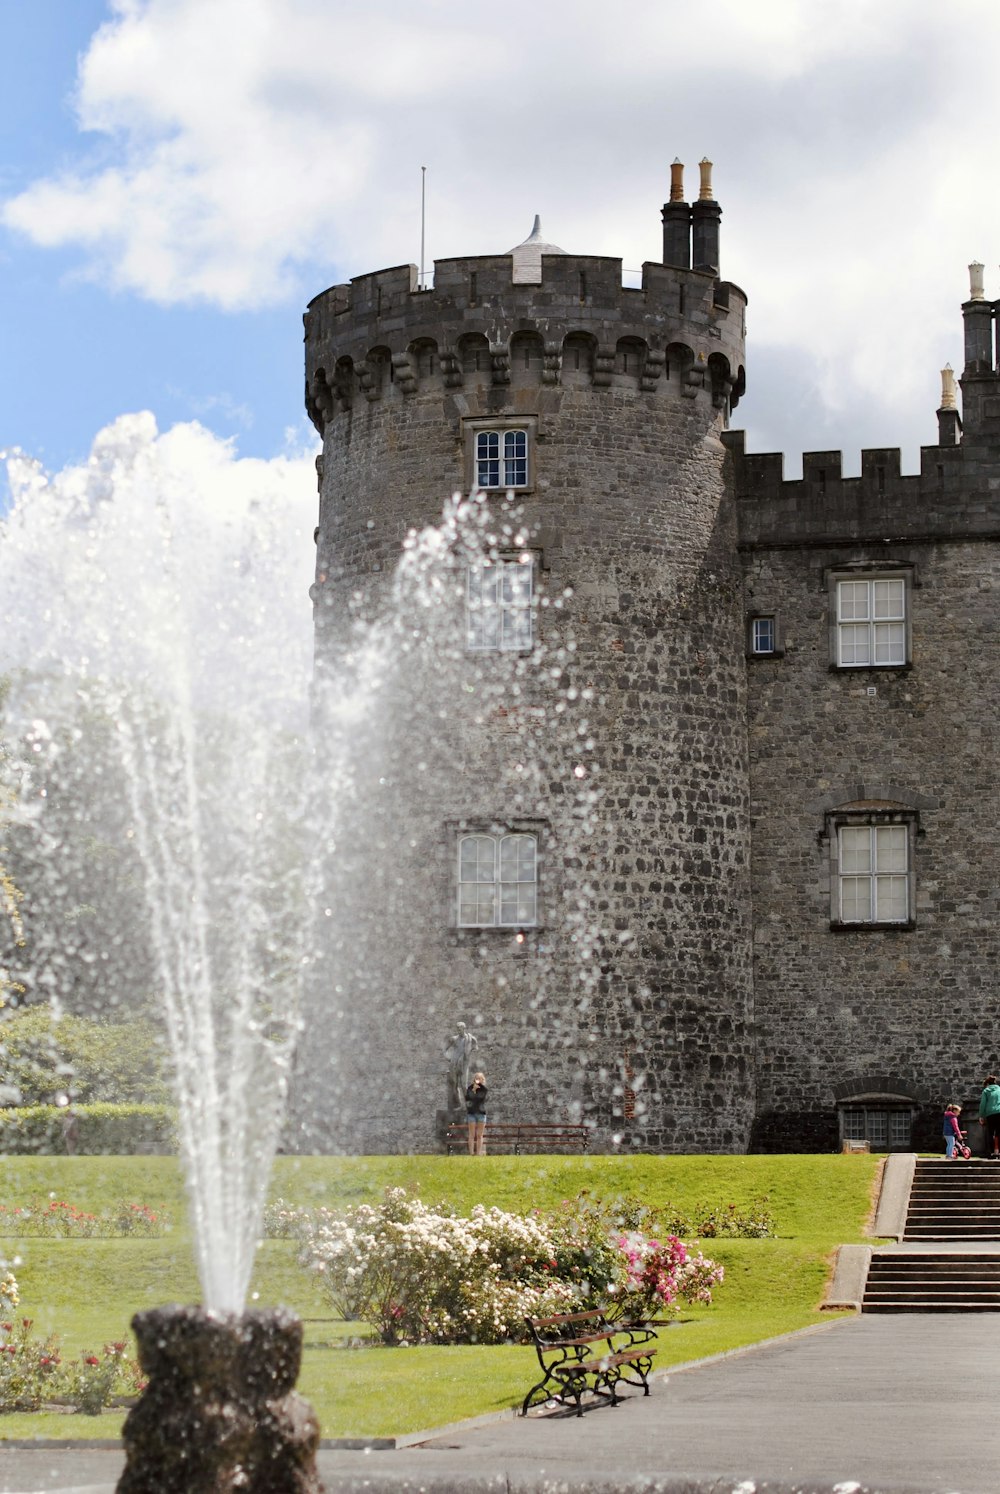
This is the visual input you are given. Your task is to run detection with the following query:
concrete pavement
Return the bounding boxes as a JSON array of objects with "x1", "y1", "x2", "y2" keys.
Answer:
[{"x1": 1, "y1": 1313, "x2": 996, "y2": 1493}]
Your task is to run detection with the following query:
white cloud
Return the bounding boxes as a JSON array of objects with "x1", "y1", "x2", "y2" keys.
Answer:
[
  {"x1": 1, "y1": 412, "x2": 318, "y2": 706},
  {"x1": 6, "y1": 0, "x2": 1000, "y2": 464}
]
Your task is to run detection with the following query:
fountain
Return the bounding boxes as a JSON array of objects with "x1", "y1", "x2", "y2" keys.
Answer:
[
  {"x1": 0, "y1": 415, "x2": 324, "y2": 1488},
  {"x1": 0, "y1": 417, "x2": 599, "y2": 1487}
]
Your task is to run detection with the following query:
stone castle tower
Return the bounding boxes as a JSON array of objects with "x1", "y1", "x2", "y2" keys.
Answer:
[
  {"x1": 299, "y1": 167, "x2": 1000, "y2": 1157},
  {"x1": 299, "y1": 161, "x2": 756, "y2": 1153}
]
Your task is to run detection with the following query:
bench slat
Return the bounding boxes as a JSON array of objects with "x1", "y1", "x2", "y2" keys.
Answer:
[
  {"x1": 444, "y1": 1122, "x2": 590, "y2": 1154},
  {"x1": 521, "y1": 1310, "x2": 657, "y2": 1417},
  {"x1": 531, "y1": 1310, "x2": 605, "y2": 1327}
]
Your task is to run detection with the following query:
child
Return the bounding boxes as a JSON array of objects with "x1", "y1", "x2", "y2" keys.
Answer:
[{"x1": 943, "y1": 1103, "x2": 967, "y2": 1159}]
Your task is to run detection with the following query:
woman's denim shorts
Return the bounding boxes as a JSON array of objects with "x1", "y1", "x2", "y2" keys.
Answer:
[{"x1": 466, "y1": 1113, "x2": 487, "y2": 1123}]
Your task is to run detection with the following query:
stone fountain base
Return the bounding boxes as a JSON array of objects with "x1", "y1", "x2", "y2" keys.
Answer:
[{"x1": 117, "y1": 1304, "x2": 322, "y2": 1493}]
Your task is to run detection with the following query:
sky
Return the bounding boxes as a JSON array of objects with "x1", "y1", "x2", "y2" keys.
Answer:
[{"x1": 3, "y1": 0, "x2": 1000, "y2": 509}]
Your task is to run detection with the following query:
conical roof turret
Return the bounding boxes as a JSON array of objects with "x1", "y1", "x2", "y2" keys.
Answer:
[{"x1": 508, "y1": 215, "x2": 567, "y2": 283}]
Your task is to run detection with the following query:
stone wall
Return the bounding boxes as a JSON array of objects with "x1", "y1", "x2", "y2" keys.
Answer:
[
  {"x1": 733, "y1": 422, "x2": 1000, "y2": 1148},
  {"x1": 296, "y1": 251, "x2": 755, "y2": 1154}
]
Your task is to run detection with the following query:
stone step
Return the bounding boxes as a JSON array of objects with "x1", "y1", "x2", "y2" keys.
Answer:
[
  {"x1": 904, "y1": 1218, "x2": 1000, "y2": 1227},
  {"x1": 864, "y1": 1299, "x2": 1000, "y2": 1312},
  {"x1": 867, "y1": 1278, "x2": 1000, "y2": 1292},
  {"x1": 904, "y1": 1230, "x2": 1000, "y2": 1240}
]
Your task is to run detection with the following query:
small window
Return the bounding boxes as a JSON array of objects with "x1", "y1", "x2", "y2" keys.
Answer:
[
  {"x1": 458, "y1": 832, "x2": 537, "y2": 927},
  {"x1": 467, "y1": 556, "x2": 533, "y2": 651},
  {"x1": 837, "y1": 823, "x2": 910, "y2": 924},
  {"x1": 836, "y1": 576, "x2": 906, "y2": 667},
  {"x1": 751, "y1": 617, "x2": 775, "y2": 654},
  {"x1": 746, "y1": 611, "x2": 783, "y2": 659},
  {"x1": 476, "y1": 429, "x2": 528, "y2": 489}
]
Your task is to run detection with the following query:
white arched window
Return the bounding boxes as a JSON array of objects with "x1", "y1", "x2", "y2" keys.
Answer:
[
  {"x1": 458, "y1": 832, "x2": 537, "y2": 927},
  {"x1": 475, "y1": 429, "x2": 528, "y2": 489}
]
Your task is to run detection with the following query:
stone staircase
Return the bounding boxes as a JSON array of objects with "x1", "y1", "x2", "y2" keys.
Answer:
[
  {"x1": 903, "y1": 1158, "x2": 1000, "y2": 1240},
  {"x1": 862, "y1": 1158, "x2": 1000, "y2": 1312}
]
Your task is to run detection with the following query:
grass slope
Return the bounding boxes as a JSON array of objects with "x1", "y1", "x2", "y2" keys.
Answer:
[{"x1": 0, "y1": 1153, "x2": 881, "y2": 1440}]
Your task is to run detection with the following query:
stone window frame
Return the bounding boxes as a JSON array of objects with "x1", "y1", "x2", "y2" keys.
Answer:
[
  {"x1": 746, "y1": 610, "x2": 784, "y2": 659},
  {"x1": 834, "y1": 1076, "x2": 921, "y2": 1152},
  {"x1": 826, "y1": 563, "x2": 914, "y2": 671},
  {"x1": 465, "y1": 416, "x2": 537, "y2": 495},
  {"x1": 466, "y1": 552, "x2": 535, "y2": 653},
  {"x1": 838, "y1": 1101, "x2": 914, "y2": 1151},
  {"x1": 451, "y1": 819, "x2": 547, "y2": 934},
  {"x1": 824, "y1": 805, "x2": 918, "y2": 931}
]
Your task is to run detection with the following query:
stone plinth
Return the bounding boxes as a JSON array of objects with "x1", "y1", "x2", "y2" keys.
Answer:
[{"x1": 117, "y1": 1304, "x2": 322, "y2": 1493}]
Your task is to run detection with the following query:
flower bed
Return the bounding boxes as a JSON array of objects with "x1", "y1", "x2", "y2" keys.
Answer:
[
  {"x1": 294, "y1": 1188, "x2": 728, "y2": 1345},
  {"x1": 0, "y1": 1271, "x2": 144, "y2": 1414},
  {"x1": 0, "y1": 1199, "x2": 168, "y2": 1237}
]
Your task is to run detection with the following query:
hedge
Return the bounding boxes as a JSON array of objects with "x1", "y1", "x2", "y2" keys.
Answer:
[{"x1": 0, "y1": 1103, "x2": 176, "y2": 1155}]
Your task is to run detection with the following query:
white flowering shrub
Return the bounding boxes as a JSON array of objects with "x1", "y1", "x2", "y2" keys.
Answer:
[
  {"x1": 301, "y1": 1187, "x2": 578, "y2": 1344},
  {"x1": 299, "y1": 1188, "x2": 724, "y2": 1345},
  {"x1": 0, "y1": 1269, "x2": 19, "y2": 1317}
]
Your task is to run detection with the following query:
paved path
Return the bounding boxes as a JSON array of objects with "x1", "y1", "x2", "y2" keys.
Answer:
[{"x1": 0, "y1": 1314, "x2": 995, "y2": 1493}]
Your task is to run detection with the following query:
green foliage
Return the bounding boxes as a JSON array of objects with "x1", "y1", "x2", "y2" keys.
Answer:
[
  {"x1": 59, "y1": 1341, "x2": 144, "y2": 1415},
  {"x1": 0, "y1": 1317, "x2": 64, "y2": 1412},
  {"x1": 545, "y1": 1188, "x2": 775, "y2": 1242},
  {"x1": 265, "y1": 1152, "x2": 876, "y2": 1244},
  {"x1": 0, "y1": 695, "x2": 159, "y2": 1018},
  {"x1": 0, "y1": 1316, "x2": 143, "y2": 1414},
  {"x1": 0, "y1": 1004, "x2": 170, "y2": 1106},
  {"x1": 0, "y1": 1198, "x2": 168, "y2": 1237},
  {"x1": 299, "y1": 1187, "x2": 724, "y2": 1345},
  {"x1": 0, "y1": 1153, "x2": 879, "y2": 1439},
  {"x1": 0, "y1": 704, "x2": 26, "y2": 1012},
  {"x1": 0, "y1": 1103, "x2": 175, "y2": 1155}
]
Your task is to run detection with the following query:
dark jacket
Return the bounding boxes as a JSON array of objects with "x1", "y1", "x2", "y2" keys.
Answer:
[{"x1": 465, "y1": 1082, "x2": 488, "y2": 1117}]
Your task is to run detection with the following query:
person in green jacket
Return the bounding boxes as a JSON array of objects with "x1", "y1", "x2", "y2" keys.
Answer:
[{"x1": 978, "y1": 1075, "x2": 1000, "y2": 1159}]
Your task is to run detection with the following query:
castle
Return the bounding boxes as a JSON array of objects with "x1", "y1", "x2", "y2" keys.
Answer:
[{"x1": 298, "y1": 162, "x2": 1000, "y2": 1155}]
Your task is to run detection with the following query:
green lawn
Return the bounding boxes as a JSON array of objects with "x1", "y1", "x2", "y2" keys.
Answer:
[{"x1": 0, "y1": 1152, "x2": 882, "y2": 1440}]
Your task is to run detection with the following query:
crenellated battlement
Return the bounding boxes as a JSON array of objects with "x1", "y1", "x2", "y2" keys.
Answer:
[
  {"x1": 726, "y1": 428, "x2": 1000, "y2": 547},
  {"x1": 304, "y1": 251, "x2": 746, "y2": 432}
]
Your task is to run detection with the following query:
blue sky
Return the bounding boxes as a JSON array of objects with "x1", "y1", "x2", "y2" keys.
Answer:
[
  {"x1": 4, "y1": 0, "x2": 1000, "y2": 489},
  {"x1": 0, "y1": 1, "x2": 305, "y2": 472}
]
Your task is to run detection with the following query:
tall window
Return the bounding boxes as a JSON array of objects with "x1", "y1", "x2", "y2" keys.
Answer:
[
  {"x1": 458, "y1": 833, "x2": 537, "y2": 927},
  {"x1": 836, "y1": 577, "x2": 906, "y2": 667},
  {"x1": 838, "y1": 825, "x2": 909, "y2": 923},
  {"x1": 476, "y1": 429, "x2": 527, "y2": 489},
  {"x1": 467, "y1": 557, "x2": 533, "y2": 651}
]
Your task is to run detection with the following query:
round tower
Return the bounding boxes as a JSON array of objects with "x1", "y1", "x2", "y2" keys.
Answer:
[{"x1": 300, "y1": 164, "x2": 753, "y2": 1154}]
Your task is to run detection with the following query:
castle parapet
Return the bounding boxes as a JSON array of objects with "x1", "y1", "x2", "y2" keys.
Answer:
[
  {"x1": 726, "y1": 430, "x2": 990, "y2": 546},
  {"x1": 304, "y1": 250, "x2": 746, "y2": 432}
]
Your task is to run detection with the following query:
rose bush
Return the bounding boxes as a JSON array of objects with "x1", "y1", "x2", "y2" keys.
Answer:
[
  {"x1": 0, "y1": 1199, "x2": 168, "y2": 1237},
  {"x1": 0, "y1": 1270, "x2": 18, "y2": 1317},
  {"x1": 0, "y1": 1277, "x2": 144, "y2": 1414},
  {"x1": 301, "y1": 1187, "x2": 577, "y2": 1344},
  {"x1": 299, "y1": 1188, "x2": 724, "y2": 1345}
]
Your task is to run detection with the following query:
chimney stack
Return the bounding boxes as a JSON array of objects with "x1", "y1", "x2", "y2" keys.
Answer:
[{"x1": 662, "y1": 159, "x2": 691, "y2": 269}]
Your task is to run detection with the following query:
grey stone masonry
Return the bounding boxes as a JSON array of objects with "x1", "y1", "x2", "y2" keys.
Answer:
[
  {"x1": 299, "y1": 178, "x2": 1000, "y2": 1158},
  {"x1": 298, "y1": 230, "x2": 754, "y2": 1155},
  {"x1": 728, "y1": 345, "x2": 1000, "y2": 1151}
]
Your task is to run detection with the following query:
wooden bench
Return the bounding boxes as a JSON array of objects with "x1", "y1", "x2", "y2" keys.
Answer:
[
  {"x1": 444, "y1": 1122, "x2": 590, "y2": 1155},
  {"x1": 521, "y1": 1308, "x2": 657, "y2": 1416}
]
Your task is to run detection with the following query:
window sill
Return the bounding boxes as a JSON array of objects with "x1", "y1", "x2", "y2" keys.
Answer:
[
  {"x1": 829, "y1": 919, "x2": 916, "y2": 933},
  {"x1": 828, "y1": 662, "x2": 912, "y2": 674},
  {"x1": 452, "y1": 926, "x2": 544, "y2": 953}
]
